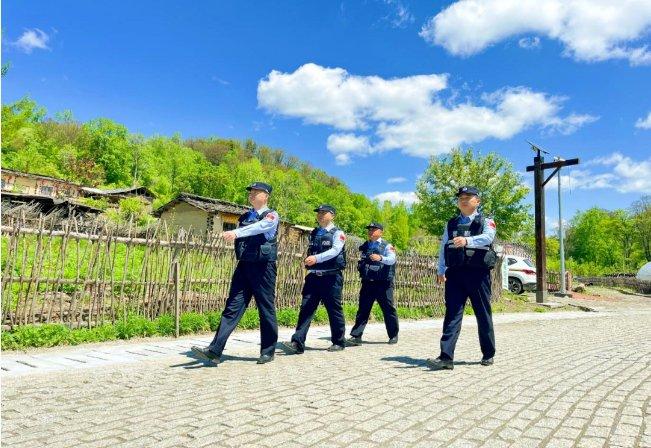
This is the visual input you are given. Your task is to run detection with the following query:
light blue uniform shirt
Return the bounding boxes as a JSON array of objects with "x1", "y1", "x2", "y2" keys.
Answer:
[
  {"x1": 366, "y1": 238, "x2": 397, "y2": 266},
  {"x1": 437, "y1": 211, "x2": 496, "y2": 275},
  {"x1": 232, "y1": 205, "x2": 279, "y2": 240},
  {"x1": 312, "y1": 222, "x2": 346, "y2": 265}
]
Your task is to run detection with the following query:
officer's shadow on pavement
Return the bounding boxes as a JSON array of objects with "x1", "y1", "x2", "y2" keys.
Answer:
[
  {"x1": 276, "y1": 342, "x2": 328, "y2": 354},
  {"x1": 171, "y1": 351, "x2": 259, "y2": 369},
  {"x1": 316, "y1": 336, "x2": 386, "y2": 345},
  {"x1": 381, "y1": 356, "x2": 484, "y2": 369},
  {"x1": 381, "y1": 356, "x2": 429, "y2": 369}
]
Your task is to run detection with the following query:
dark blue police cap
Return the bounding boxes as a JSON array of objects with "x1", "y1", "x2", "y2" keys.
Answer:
[
  {"x1": 455, "y1": 186, "x2": 480, "y2": 197},
  {"x1": 246, "y1": 182, "x2": 272, "y2": 194},
  {"x1": 365, "y1": 222, "x2": 384, "y2": 230},
  {"x1": 314, "y1": 204, "x2": 336, "y2": 214}
]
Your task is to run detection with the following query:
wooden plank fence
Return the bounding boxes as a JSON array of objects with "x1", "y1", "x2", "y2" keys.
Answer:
[{"x1": 1, "y1": 215, "x2": 504, "y2": 329}]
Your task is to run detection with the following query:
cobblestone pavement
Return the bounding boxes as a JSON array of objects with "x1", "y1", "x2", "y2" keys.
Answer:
[{"x1": 2, "y1": 309, "x2": 650, "y2": 447}]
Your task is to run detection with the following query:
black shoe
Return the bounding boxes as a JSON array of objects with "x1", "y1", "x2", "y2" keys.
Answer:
[
  {"x1": 327, "y1": 344, "x2": 345, "y2": 352},
  {"x1": 346, "y1": 336, "x2": 362, "y2": 346},
  {"x1": 481, "y1": 357, "x2": 494, "y2": 366},
  {"x1": 388, "y1": 336, "x2": 399, "y2": 345},
  {"x1": 426, "y1": 357, "x2": 454, "y2": 370},
  {"x1": 279, "y1": 341, "x2": 304, "y2": 355},
  {"x1": 257, "y1": 354, "x2": 275, "y2": 364},
  {"x1": 190, "y1": 346, "x2": 221, "y2": 366}
]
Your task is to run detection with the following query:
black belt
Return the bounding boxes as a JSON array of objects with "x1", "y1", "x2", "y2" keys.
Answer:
[{"x1": 308, "y1": 270, "x2": 339, "y2": 277}]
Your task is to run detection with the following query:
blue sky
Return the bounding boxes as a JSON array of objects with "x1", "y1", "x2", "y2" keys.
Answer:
[{"x1": 3, "y1": 0, "x2": 650, "y2": 229}]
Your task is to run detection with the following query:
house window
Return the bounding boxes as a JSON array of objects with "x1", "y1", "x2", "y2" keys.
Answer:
[
  {"x1": 39, "y1": 186, "x2": 54, "y2": 196},
  {"x1": 222, "y1": 222, "x2": 237, "y2": 232}
]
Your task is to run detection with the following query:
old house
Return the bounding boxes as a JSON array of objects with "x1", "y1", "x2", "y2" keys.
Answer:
[
  {"x1": 0, "y1": 169, "x2": 158, "y2": 220},
  {"x1": 1, "y1": 169, "x2": 102, "y2": 219},
  {"x1": 1, "y1": 169, "x2": 83, "y2": 198},
  {"x1": 153, "y1": 192, "x2": 310, "y2": 243},
  {"x1": 81, "y1": 186, "x2": 155, "y2": 204},
  {"x1": 153, "y1": 192, "x2": 247, "y2": 235},
  {"x1": 0, "y1": 191, "x2": 103, "y2": 219}
]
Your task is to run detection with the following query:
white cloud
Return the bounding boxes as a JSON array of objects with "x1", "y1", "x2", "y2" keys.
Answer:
[
  {"x1": 211, "y1": 76, "x2": 230, "y2": 86},
  {"x1": 635, "y1": 112, "x2": 651, "y2": 129},
  {"x1": 543, "y1": 113, "x2": 600, "y2": 135},
  {"x1": 258, "y1": 63, "x2": 596, "y2": 163},
  {"x1": 546, "y1": 152, "x2": 651, "y2": 193},
  {"x1": 326, "y1": 133, "x2": 374, "y2": 164},
  {"x1": 420, "y1": 0, "x2": 651, "y2": 65},
  {"x1": 545, "y1": 215, "x2": 569, "y2": 234},
  {"x1": 334, "y1": 154, "x2": 352, "y2": 165},
  {"x1": 387, "y1": 176, "x2": 407, "y2": 184},
  {"x1": 518, "y1": 36, "x2": 541, "y2": 49},
  {"x1": 373, "y1": 191, "x2": 419, "y2": 205},
  {"x1": 258, "y1": 63, "x2": 448, "y2": 130},
  {"x1": 382, "y1": 0, "x2": 415, "y2": 28},
  {"x1": 13, "y1": 29, "x2": 51, "y2": 53}
]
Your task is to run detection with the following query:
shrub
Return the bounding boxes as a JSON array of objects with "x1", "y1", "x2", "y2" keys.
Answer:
[
  {"x1": 276, "y1": 308, "x2": 298, "y2": 327},
  {"x1": 206, "y1": 311, "x2": 222, "y2": 331},
  {"x1": 313, "y1": 307, "x2": 329, "y2": 324},
  {"x1": 15, "y1": 324, "x2": 70, "y2": 348},
  {"x1": 179, "y1": 312, "x2": 209, "y2": 335},
  {"x1": 343, "y1": 304, "x2": 358, "y2": 321},
  {"x1": 372, "y1": 304, "x2": 384, "y2": 321},
  {"x1": 156, "y1": 314, "x2": 175, "y2": 336},
  {"x1": 1, "y1": 332, "x2": 19, "y2": 350},
  {"x1": 238, "y1": 309, "x2": 260, "y2": 329},
  {"x1": 115, "y1": 314, "x2": 157, "y2": 339}
]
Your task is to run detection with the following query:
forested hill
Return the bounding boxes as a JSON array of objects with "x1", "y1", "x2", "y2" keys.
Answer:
[{"x1": 1, "y1": 98, "x2": 415, "y2": 247}]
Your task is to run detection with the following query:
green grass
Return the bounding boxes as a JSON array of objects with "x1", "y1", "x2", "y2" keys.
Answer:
[
  {"x1": 1, "y1": 294, "x2": 568, "y2": 351},
  {"x1": 0, "y1": 304, "x2": 423, "y2": 350}
]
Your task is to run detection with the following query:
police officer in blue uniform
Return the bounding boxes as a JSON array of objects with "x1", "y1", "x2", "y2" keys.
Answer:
[
  {"x1": 191, "y1": 182, "x2": 280, "y2": 366},
  {"x1": 427, "y1": 186, "x2": 498, "y2": 370},
  {"x1": 347, "y1": 222, "x2": 399, "y2": 346},
  {"x1": 281, "y1": 204, "x2": 347, "y2": 354}
]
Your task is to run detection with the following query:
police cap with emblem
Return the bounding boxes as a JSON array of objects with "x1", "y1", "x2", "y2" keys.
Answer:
[
  {"x1": 314, "y1": 204, "x2": 336, "y2": 214},
  {"x1": 455, "y1": 186, "x2": 480, "y2": 197},
  {"x1": 365, "y1": 222, "x2": 384, "y2": 230},
  {"x1": 246, "y1": 182, "x2": 273, "y2": 194}
]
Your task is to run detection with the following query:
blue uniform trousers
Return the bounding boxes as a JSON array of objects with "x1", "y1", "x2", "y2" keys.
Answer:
[
  {"x1": 291, "y1": 271, "x2": 346, "y2": 349},
  {"x1": 208, "y1": 261, "x2": 278, "y2": 357},
  {"x1": 439, "y1": 266, "x2": 496, "y2": 361},
  {"x1": 350, "y1": 280, "x2": 399, "y2": 339}
]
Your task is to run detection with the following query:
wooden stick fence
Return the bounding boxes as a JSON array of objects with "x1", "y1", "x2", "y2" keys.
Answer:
[{"x1": 1, "y1": 215, "x2": 504, "y2": 329}]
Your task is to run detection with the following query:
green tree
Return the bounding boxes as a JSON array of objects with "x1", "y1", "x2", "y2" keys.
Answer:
[
  {"x1": 84, "y1": 119, "x2": 134, "y2": 185},
  {"x1": 386, "y1": 202, "x2": 410, "y2": 250},
  {"x1": 565, "y1": 208, "x2": 629, "y2": 269},
  {"x1": 631, "y1": 196, "x2": 651, "y2": 262},
  {"x1": 415, "y1": 148, "x2": 529, "y2": 239},
  {"x1": 1, "y1": 97, "x2": 421, "y2": 242},
  {"x1": 1, "y1": 98, "x2": 46, "y2": 152}
]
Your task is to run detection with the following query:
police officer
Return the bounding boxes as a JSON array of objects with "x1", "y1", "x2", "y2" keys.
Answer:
[
  {"x1": 427, "y1": 186, "x2": 497, "y2": 370},
  {"x1": 281, "y1": 204, "x2": 347, "y2": 354},
  {"x1": 347, "y1": 222, "x2": 399, "y2": 346},
  {"x1": 191, "y1": 182, "x2": 279, "y2": 366}
]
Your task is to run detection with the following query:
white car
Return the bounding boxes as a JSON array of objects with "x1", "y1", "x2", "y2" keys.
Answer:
[{"x1": 506, "y1": 255, "x2": 537, "y2": 294}]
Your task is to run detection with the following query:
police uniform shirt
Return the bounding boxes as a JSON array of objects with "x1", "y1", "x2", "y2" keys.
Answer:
[
  {"x1": 232, "y1": 206, "x2": 280, "y2": 240},
  {"x1": 309, "y1": 223, "x2": 346, "y2": 272},
  {"x1": 437, "y1": 211, "x2": 496, "y2": 275},
  {"x1": 366, "y1": 238, "x2": 397, "y2": 266}
]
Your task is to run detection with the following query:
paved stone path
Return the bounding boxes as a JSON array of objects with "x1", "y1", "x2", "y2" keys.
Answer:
[{"x1": 2, "y1": 309, "x2": 650, "y2": 447}]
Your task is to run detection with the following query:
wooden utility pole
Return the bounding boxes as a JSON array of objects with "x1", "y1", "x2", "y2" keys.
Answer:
[{"x1": 526, "y1": 143, "x2": 579, "y2": 303}]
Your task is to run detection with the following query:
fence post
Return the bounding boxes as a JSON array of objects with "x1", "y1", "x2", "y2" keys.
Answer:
[{"x1": 173, "y1": 259, "x2": 180, "y2": 338}]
